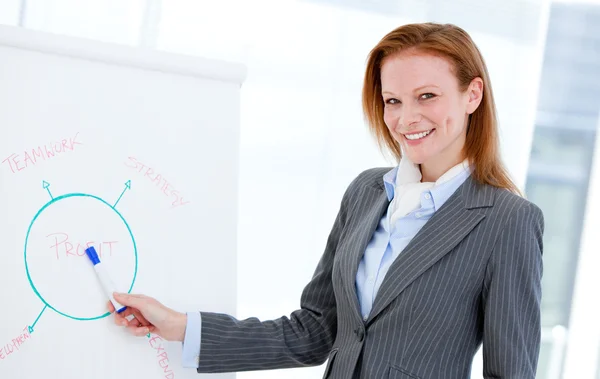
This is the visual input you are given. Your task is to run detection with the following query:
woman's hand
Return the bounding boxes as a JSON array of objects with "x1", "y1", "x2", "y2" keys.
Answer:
[{"x1": 108, "y1": 292, "x2": 187, "y2": 342}]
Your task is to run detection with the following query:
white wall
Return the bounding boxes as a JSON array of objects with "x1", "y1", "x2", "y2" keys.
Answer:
[
  {"x1": 24, "y1": 0, "x2": 146, "y2": 45},
  {"x1": 0, "y1": 0, "x2": 21, "y2": 26}
]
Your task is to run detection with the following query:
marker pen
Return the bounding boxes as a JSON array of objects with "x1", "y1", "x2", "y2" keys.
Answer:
[{"x1": 85, "y1": 246, "x2": 127, "y2": 314}]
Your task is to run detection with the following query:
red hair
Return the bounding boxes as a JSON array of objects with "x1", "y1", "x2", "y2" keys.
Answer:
[{"x1": 362, "y1": 22, "x2": 520, "y2": 194}]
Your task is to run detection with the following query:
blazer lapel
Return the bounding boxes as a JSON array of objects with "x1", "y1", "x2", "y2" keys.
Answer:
[
  {"x1": 366, "y1": 176, "x2": 493, "y2": 323},
  {"x1": 341, "y1": 185, "x2": 389, "y2": 320}
]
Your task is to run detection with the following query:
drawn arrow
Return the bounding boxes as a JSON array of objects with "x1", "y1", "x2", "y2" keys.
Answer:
[
  {"x1": 42, "y1": 180, "x2": 53, "y2": 200},
  {"x1": 28, "y1": 305, "x2": 47, "y2": 334},
  {"x1": 113, "y1": 180, "x2": 131, "y2": 208}
]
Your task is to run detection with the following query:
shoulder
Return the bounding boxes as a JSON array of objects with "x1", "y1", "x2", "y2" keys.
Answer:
[
  {"x1": 493, "y1": 187, "x2": 544, "y2": 224},
  {"x1": 336, "y1": 167, "x2": 392, "y2": 209},
  {"x1": 479, "y1": 187, "x2": 545, "y2": 277},
  {"x1": 480, "y1": 184, "x2": 545, "y2": 242},
  {"x1": 344, "y1": 167, "x2": 392, "y2": 194}
]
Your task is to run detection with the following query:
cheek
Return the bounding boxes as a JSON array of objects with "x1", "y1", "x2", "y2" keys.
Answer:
[
  {"x1": 446, "y1": 111, "x2": 467, "y2": 135},
  {"x1": 382, "y1": 110, "x2": 397, "y2": 131},
  {"x1": 427, "y1": 102, "x2": 462, "y2": 133},
  {"x1": 438, "y1": 116, "x2": 463, "y2": 137},
  {"x1": 424, "y1": 102, "x2": 449, "y2": 125}
]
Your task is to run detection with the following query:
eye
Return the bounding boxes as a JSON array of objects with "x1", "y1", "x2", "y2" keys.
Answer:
[
  {"x1": 384, "y1": 98, "x2": 401, "y2": 105},
  {"x1": 419, "y1": 93, "x2": 436, "y2": 100}
]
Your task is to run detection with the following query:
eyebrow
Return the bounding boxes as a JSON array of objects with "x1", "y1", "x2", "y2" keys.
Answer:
[
  {"x1": 413, "y1": 85, "x2": 440, "y2": 92},
  {"x1": 382, "y1": 84, "x2": 440, "y2": 95}
]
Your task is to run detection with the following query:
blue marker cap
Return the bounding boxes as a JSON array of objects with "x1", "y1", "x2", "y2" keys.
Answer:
[{"x1": 85, "y1": 246, "x2": 101, "y2": 265}]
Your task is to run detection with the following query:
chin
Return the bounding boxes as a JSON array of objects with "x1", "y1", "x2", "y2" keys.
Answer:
[
  {"x1": 403, "y1": 151, "x2": 428, "y2": 165},
  {"x1": 409, "y1": 157, "x2": 427, "y2": 165}
]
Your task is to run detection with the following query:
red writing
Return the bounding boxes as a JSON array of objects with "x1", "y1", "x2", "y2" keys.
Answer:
[
  {"x1": 1, "y1": 132, "x2": 83, "y2": 174},
  {"x1": 0, "y1": 327, "x2": 31, "y2": 360},
  {"x1": 47, "y1": 232, "x2": 118, "y2": 260},
  {"x1": 148, "y1": 334, "x2": 175, "y2": 378},
  {"x1": 124, "y1": 157, "x2": 190, "y2": 208}
]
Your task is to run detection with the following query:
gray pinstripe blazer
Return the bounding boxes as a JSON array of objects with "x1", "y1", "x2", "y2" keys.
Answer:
[{"x1": 197, "y1": 167, "x2": 544, "y2": 379}]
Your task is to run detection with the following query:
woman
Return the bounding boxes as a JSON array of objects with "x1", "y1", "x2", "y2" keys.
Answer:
[{"x1": 111, "y1": 22, "x2": 544, "y2": 379}]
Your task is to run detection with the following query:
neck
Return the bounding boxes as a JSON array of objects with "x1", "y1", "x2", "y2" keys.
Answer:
[{"x1": 420, "y1": 156, "x2": 464, "y2": 182}]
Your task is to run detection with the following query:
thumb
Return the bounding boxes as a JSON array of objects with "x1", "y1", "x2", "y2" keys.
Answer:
[{"x1": 114, "y1": 292, "x2": 146, "y2": 309}]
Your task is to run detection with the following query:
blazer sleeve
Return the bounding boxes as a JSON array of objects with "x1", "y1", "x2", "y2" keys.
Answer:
[
  {"x1": 194, "y1": 181, "x2": 353, "y2": 374},
  {"x1": 482, "y1": 202, "x2": 545, "y2": 379}
]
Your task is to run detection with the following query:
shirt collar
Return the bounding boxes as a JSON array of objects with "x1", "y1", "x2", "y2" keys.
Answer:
[
  {"x1": 383, "y1": 157, "x2": 471, "y2": 204},
  {"x1": 428, "y1": 163, "x2": 471, "y2": 210},
  {"x1": 383, "y1": 167, "x2": 399, "y2": 201}
]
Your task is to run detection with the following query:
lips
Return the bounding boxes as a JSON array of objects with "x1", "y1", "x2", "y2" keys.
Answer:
[
  {"x1": 405, "y1": 129, "x2": 432, "y2": 140},
  {"x1": 403, "y1": 128, "x2": 436, "y2": 143}
]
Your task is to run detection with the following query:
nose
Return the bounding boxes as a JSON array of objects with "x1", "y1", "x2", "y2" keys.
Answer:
[{"x1": 398, "y1": 103, "x2": 421, "y2": 129}]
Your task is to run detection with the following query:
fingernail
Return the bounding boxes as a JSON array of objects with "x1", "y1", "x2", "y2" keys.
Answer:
[{"x1": 121, "y1": 320, "x2": 127, "y2": 326}]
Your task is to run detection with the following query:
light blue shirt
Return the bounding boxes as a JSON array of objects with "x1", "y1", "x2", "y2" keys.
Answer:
[
  {"x1": 356, "y1": 163, "x2": 471, "y2": 320},
  {"x1": 181, "y1": 161, "x2": 471, "y2": 367},
  {"x1": 181, "y1": 311, "x2": 201, "y2": 368}
]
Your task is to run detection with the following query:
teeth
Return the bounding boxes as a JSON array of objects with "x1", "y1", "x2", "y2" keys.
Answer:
[{"x1": 405, "y1": 130, "x2": 432, "y2": 140}]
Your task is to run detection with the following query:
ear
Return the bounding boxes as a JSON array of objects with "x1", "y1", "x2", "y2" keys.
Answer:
[{"x1": 465, "y1": 77, "x2": 484, "y2": 114}]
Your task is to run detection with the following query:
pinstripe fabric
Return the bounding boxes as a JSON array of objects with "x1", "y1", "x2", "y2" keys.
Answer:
[{"x1": 197, "y1": 167, "x2": 544, "y2": 379}]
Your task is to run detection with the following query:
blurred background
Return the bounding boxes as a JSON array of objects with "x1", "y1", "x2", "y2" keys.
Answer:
[{"x1": 1, "y1": 0, "x2": 598, "y2": 378}]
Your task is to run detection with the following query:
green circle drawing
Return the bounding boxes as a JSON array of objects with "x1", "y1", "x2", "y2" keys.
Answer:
[{"x1": 24, "y1": 193, "x2": 138, "y2": 321}]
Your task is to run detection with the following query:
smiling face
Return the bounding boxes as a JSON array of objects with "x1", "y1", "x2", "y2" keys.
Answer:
[{"x1": 381, "y1": 50, "x2": 483, "y2": 181}]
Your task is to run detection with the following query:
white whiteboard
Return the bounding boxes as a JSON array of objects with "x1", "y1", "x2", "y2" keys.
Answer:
[{"x1": 0, "y1": 25, "x2": 245, "y2": 379}]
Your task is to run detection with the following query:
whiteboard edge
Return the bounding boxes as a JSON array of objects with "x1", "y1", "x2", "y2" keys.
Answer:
[{"x1": 0, "y1": 25, "x2": 247, "y2": 85}]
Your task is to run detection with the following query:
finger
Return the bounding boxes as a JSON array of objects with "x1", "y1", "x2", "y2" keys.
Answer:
[
  {"x1": 111, "y1": 305, "x2": 136, "y2": 326},
  {"x1": 114, "y1": 292, "x2": 150, "y2": 309},
  {"x1": 109, "y1": 298, "x2": 139, "y2": 318},
  {"x1": 120, "y1": 313, "x2": 142, "y2": 328},
  {"x1": 116, "y1": 306, "x2": 137, "y2": 318},
  {"x1": 133, "y1": 310, "x2": 151, "y2": 327},
  {"x1": 113, "y1": 310, "x2": 143, "y2": 328},
  {"x1": 128, "y1": 318, "x2": 142, "y2": 328},
  {"x1": 113, "y1": 312, "x2": 128, "y2": 327},
  {"x1": 117, "y1": 292, "x2": 151, "y2": 300},
  {"x1": 127, "y1": 325, "x2": 150, "y2": 337}
]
